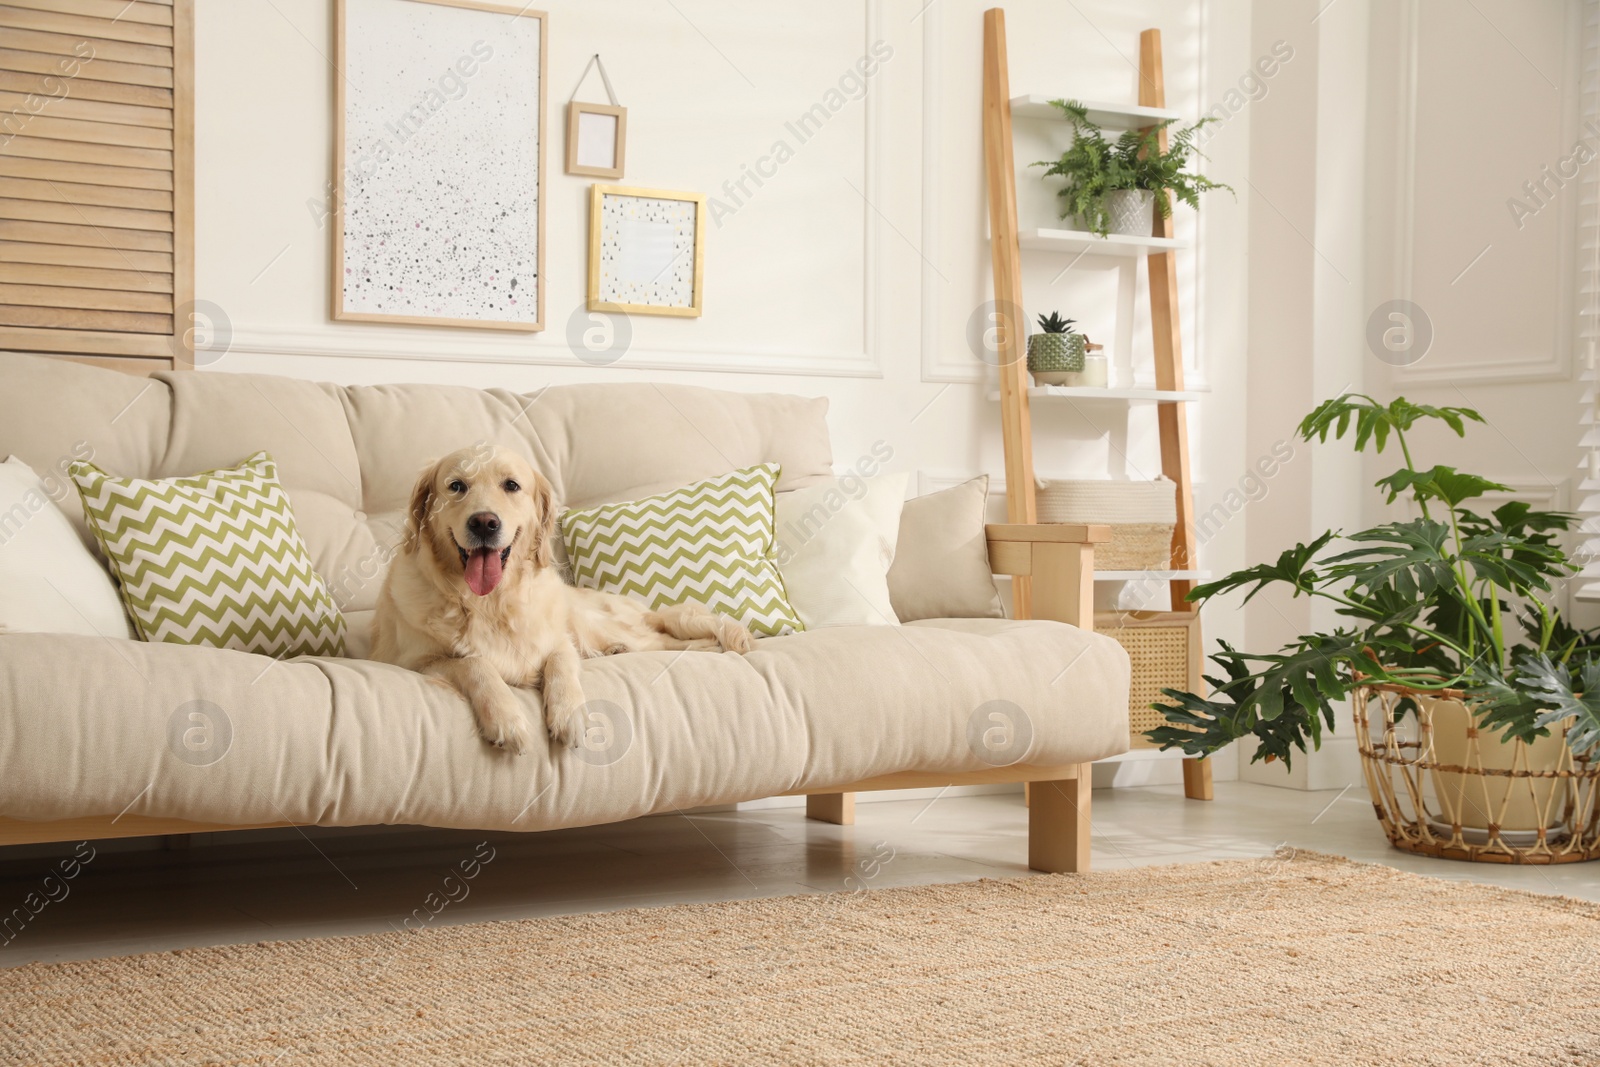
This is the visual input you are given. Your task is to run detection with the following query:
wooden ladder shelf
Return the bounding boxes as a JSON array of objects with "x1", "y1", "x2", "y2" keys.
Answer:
[{"x1": 982, "y1": 8, "x2": 1212, "y2": 801}]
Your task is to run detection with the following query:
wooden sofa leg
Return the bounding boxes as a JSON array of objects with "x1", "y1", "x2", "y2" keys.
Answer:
[
  {"x1": 1182, "y1": 757, "x2": 1214, "y2": 801},
  {"x1": 1028, "y1": 770, "x2": 1091, "y2": 873},
  {"x1": 806, "y1": 792, "x2": 855, "y2": 825}
]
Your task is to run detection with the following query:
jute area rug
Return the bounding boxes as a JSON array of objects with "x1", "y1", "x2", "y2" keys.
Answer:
[{"x1": 2, "y1": 850, "x2": 1597, "y2": 1066}]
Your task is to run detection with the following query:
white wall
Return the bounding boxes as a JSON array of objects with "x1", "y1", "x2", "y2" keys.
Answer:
[
  {"x1": 1365, "y1": 0, "x2": 1585, "y2": 603},
  {"x1": 1236, "y1": 0, "x2": 1593, "y2": 790},
  {"x1": 191, "y1": 0, "x2": 1255, "y2": 786},
  {"x1": 1233, "y1": 0, "x2": 1373, "y2": 790}
]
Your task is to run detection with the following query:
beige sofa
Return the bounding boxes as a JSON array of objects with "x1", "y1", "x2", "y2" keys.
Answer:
[{"x1": 0, "y1": 353, "x2": 1129, "y2": 872}]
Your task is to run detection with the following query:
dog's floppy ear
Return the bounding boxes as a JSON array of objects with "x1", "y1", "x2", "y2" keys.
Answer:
[
  {"x1": 530, "y1": 472, "x2": 557, "y2": 569},
  {"x1": 404, "y1": 459, "x2": 441, "y2": 554}
]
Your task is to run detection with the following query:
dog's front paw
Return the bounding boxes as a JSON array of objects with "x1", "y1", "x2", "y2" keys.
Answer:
[
  {"x1": 478, "y1": 696, "x2": 537, "y2": 756},
  {"x1": 718, "y1": 622, "x2": 753, "y2": 654},
  {"x1": 544, "y1": 695, "x2": 583, "y2": 748}
]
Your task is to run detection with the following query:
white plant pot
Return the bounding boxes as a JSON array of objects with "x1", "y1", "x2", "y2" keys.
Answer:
[
  {"x1": 1103, "y1": 189, "x2": 1156, "y2": 236},
  {"x1": 1425, "y1": 696, "x2": 1569, "y2": 833}
]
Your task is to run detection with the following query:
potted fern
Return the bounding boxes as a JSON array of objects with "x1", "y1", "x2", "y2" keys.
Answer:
[
  {"x1": 1033, "y1": 100, "x2": 1231, "y2": 237},
  {"x1": 1149, "y1": 394, "x2": 1600, "y2": 862},
  {"x1": 1026, "y1": 312, "x2": 1084, "y2": 385}
]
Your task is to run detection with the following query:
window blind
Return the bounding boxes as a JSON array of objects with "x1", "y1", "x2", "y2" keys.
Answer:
[
  {"x1": 1578, "y1": 1, "x2": 1600, "y2": 601},
  {"x1": 1578, "y1": 2, "x2": 1600, "y2": 600},
  {"x1": 0, "y1": 0, "x2": 192, "y2": 368}
]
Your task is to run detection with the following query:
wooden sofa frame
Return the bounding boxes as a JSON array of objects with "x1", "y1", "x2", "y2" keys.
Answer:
[
  {"x1": 0, "y1": 440, "x2": 1110, "y2": 872},
  {"x1": 799, "y1": 523, "x2": 1108, "y2": 873}
]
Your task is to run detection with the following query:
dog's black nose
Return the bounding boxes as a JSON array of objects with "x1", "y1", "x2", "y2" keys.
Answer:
[{"x1": 467, "y1": 512, "x2": 501, "y2": 541}]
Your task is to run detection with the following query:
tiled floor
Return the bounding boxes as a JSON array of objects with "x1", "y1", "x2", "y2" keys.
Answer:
[{"x1": 2, "y1": 781, "x2": 1597, "y2": 968}]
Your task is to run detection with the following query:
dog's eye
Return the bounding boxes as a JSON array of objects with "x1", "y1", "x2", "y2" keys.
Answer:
[
  {"x1": 503, "y1": 479, "x2": 520, "y2": 493},
  {"x1": 448, "y1": 480, "x2": 467, "y2": 494}
]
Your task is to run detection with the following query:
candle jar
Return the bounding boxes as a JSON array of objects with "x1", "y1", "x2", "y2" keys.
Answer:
[{"x1": 1079, "y1": 352, "x2": 1109, "y2": 387}]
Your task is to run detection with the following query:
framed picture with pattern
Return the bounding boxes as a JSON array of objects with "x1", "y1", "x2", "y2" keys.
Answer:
[
  {"x1": 587, "y1": 185, "x2": 705, "y2": 318},
  {"x1": 334, "y1": 0, "x2": 547, "y2": 332}
]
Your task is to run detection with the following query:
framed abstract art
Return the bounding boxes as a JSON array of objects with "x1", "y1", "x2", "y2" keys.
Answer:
[
  {"x1": 334, "y1": 0, "x2": 547, "y2": 331},
  {"x1": 587, "y1": 185, "x2": 705, "y2": 318}
]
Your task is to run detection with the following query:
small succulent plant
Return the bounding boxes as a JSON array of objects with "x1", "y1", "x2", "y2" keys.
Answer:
[{"x1": 1035, "y1": 312, "x2": 1078, "y2": 335}]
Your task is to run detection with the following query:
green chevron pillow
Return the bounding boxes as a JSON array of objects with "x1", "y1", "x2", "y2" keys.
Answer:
[
  {"x1": 69, "y1": 451, "x2": 346, "y2": 659},
  {"x1": 561, "y1": 463, "x2": 802, "y2": 638}
]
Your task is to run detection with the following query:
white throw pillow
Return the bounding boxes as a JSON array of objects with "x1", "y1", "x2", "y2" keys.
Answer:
[
  {"x1": 0, "y1": 457, "x2": 135, "y2": 639},
  {"x1": 774, "y1": 473, "x2": 909, "y2": 628}
]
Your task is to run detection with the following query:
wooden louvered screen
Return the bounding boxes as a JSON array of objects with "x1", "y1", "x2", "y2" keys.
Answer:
[{"x1": 0, "y1": 0, "x2": 192, "y2": 371}]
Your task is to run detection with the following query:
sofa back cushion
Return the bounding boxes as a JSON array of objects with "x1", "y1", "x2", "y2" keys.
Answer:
[
  {"x1": 888, "y1": 476, "x2": 1004, "y2": 622},
  {"x1": 0, "y1": 354, "x2": 834, "y2": 616},
  {"x1": 0, "y1": 354, "x2": 172, "y2": 538}
]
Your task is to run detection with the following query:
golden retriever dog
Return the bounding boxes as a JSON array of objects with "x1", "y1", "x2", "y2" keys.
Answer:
[{"x1": 371, "y1": 445, "x2": 752, "y2": 754}]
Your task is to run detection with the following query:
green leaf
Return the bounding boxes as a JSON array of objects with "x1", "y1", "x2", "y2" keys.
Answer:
[
  {"x1": 1373, "y1": 418, "x2": 1391, "y2": 453},
  {"x1": 1251, "y1": 678, "x2": 1286, "y2": 721},
  {"x1": 1458, "y1": 531, "x2": 1569, "y2": 595},
  {"x1": 1374, "y1": 466, "x2": 1512, "y2": 508},
  {"x1": 1468, "y1": 668, "x2": 1553, "y2": 746},
  {"x1": 1487, "y1": 500, "x2": 1576, "y2": 537},
  {"x1": 1517, "y1": 653, "x2": 1600, "y2": 755},
  {"x1": 1185, "y1": 530, "x2": 1338, "y2": 604},
  {"x1": 1325, "y1": 520, "x2": 1456, "y2": 599},
  {"x1": 1145, "y1": 637, "x2": 1369, "y2": 769},
  {"x1": 1297, "y1": 394, "x2": 1483, "y2": 452}
]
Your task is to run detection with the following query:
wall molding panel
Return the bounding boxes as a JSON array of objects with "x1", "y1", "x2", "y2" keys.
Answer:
[
  {"x1": 1390, "y1": 0, "x2": 1580, "y2": 386},
  {"x1": 240, "y1": 0, "x2": 892, "y2": 382},
  {"x1": 208, "y1": 323, "x2": 886, "y2": 378}
]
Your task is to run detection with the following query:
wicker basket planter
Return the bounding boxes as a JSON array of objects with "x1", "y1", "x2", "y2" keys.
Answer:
[
  {"x1": 1355, "y1": 684, "x2": 1600, "y2": 864},
  {"x1": 1036, "y1": 478, "x2": 1176, "y2": 570}
]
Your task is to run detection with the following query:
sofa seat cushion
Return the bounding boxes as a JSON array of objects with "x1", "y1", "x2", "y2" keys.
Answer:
[{"x1": 0, "y1": 622, "x2": 1129, "y2": 833}]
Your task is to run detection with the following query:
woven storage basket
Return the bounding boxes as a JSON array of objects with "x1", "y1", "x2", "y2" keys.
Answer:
[
  {"x1": 1037, "y1": 478, "x2": 1177, "y2": 570},
  {"x1": 1096, "y1": 611, "x2": 1200, "y2": 750},
  {"x1": 1355, "y1": 684, "x2": 1600, "y2": 863}
]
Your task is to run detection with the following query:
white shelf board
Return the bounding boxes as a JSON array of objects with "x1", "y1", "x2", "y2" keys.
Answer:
[
  {"x1": 1018, "y1": 227, "x2": 1190, "y2": 257},
  {"x1": 1010, "y1": 95, "x2": 1180, "y2": 128},
  {"x1": 1095, "y1": 570, "x2": 1211, "y2": 582},
  {"x1": 985, "y1": 385, "x2": 1205, "y2": 404}
]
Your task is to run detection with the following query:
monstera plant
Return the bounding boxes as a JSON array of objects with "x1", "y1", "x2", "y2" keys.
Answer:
[{"x1": 1147, "y1": 394, "x2": 1600, "y2": 768}]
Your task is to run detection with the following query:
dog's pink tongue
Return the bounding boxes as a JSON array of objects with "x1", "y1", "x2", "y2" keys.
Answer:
[{"x1": 464, "y1": 548, "x2": 503, "y2": 597}]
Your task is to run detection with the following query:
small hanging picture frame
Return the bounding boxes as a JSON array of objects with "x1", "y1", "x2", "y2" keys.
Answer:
[
  {"x1": 588, "y1": 184, "x2": 704, "y2": 317},
  {"x1": 566, "y1": 54, "x2": 626, "y2": 179}
]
